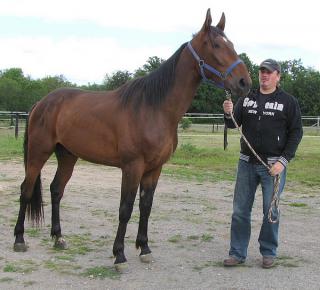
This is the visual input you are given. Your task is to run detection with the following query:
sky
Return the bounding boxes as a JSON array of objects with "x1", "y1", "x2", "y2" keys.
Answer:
[{"x1": 0, "y1": 0, "x2": 319, "y2": 85}]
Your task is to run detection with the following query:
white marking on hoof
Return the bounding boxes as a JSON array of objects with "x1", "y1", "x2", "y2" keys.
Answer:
[
  {"x1": 114, "y1": 262, "x2": 129, "y2": 273},
  {"x1": 54, "y1": 237, "x2": 68, "y2": 249},
  {"x1": 140, "y1": 253, "x2": 154, "y2": 263},
  {"x1": 13, "y1": 243, "x2": 28, "y2": 252}
]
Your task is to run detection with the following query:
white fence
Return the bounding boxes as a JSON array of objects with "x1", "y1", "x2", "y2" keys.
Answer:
[
  {"x1": 182, "y1": 113, "x2": 320, "y2": 133},
  {"x1": 0, "y1": 111, "x2": 319, "y2": 137}
]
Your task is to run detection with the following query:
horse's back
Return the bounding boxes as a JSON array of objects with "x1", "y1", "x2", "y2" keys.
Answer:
[
  {"x1": 28, "y1": 88, "x2": 123, "y2": 164},
  {"x1": 28, "y1": 87, "x2": 176, "y2": 169}
]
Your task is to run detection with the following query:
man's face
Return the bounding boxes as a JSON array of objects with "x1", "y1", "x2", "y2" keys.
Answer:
[{"x1": 259, "y1": 68, "x2": 280, "y2": 91}]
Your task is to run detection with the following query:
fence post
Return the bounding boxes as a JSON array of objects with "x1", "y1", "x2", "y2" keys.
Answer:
[
  {"x1": 10, "y1": 113, "x2": 14, "y2": 126},
  {"x1": 15, "y1": 113, "x2": 19, "y2": 139}
]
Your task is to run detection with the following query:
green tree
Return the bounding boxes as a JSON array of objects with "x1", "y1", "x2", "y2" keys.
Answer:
[
  {"x1": 40, "y1": 75, "x2": 75, "y2": 93},
  {"x1": 103, "y1": 70, "x2": 132, "y2": 90},
  {"x1": 134, "y1": 56, "x2": 164, "y2": 77},
  {"x1": 0, "y1": 77, "x2": 22, "y2": 110},
  {"x1": 1, "y1": 54, "x2": 320, "y2": 116},
  {"x1": 80, "y1": 82, "x2": 105, "y2": 91},
  {"x1": 0, "y1": 69, "x2": 76, "y2": 111},
  {"x1": 239, "y1": 53, "x2": 259, "y2": 88},
  {"x1": 0, "y1": 68, "x2": 27, "y2": 111}
]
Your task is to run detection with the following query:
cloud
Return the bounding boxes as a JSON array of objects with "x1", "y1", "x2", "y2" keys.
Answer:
[
  {"x1": 0, "y1": 35, "x2": 172, "y2": 84},
  {"x1": 1, "y1": 0, "x2": 319, "y2": 84},
  {"x1": 0, "y1": 0, "x2": 216, "y2": 32}
]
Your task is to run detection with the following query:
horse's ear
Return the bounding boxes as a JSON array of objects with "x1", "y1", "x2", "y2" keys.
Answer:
[
  {"x1": 201, "y1": 8, "x2": 212, "y2": 32},
  {"x1": 216, "y1": 12, "x2": 226, "y2": 31}
]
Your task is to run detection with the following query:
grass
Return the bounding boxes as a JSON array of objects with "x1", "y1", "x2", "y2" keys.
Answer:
[
  {"x1": 0, "y1": 135, "x2": 23, "y2": 159},
  {"x1": 0, "y1": 277, "x2": 14, "y2": 283},
  {"x1": 82, "y1": 266, "x2": 120, "y2": 280},
  {"x1": 165, "y1": 133, "x2": 320, "y2": 187},
  {"x1": 164, "y1": 142, "x2": 238, "y2": 182},
  {"x1": 44, "y1": 259, "x2": 82, "y2": 274},
  {"x1": 168, "y1": 233, "x2": 213, "y2": 244},
  {"x1": 42, "y1": 233, "x2": 114, "y2": 276},
  {"x1": 276, "y1": 255, "x2": 303, "y2": 267},
  {"x1": 168, "y1": 234, "x2": 183, "y2": 243},
  {"x1": 0, "y1": 131, "x2": 319, "y2": 187},
  {"x1": 25, "y1": 228, "x2": 41, "y2": 237},
  {"x1": 55, "y1": 233, "x2": 93, "y2": 256},
  {"x1": 201, "y1": 233, "x2": 214, "y2": 242},
  {"x1": 288, "y1": 202, "x2": 308, "y2": 208},
  {"x1": 3, "y1": 260, "x2": 38, "y2": 274}
]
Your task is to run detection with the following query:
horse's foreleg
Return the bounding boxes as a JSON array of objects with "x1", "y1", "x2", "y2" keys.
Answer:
[
  {"x1": 136, "y1": 166, "x2": 162, "y2": 263},
  {"x1": 113, "y1": 163, "x2": 143, "y2": 270},
  {"x1": 51, "y1": 146, "x2": 77, "y2": 249}
]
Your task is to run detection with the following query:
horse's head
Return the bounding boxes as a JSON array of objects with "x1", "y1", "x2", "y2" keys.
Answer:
[{"x1": 189, "y1": 9, "x2": 252, "y2": 97}]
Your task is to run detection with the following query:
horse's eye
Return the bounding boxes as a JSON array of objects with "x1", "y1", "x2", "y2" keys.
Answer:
[{"x1": 213, "y1": 43, "x2": 220, "y2": 49}]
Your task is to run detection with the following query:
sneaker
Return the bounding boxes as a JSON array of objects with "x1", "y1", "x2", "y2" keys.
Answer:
[
  {"x1": 223, "y1": 256, "x2": 244, "y2": 267},
  {"x1": 262, "y1": 256, "x2": 275, "y2": 269}
]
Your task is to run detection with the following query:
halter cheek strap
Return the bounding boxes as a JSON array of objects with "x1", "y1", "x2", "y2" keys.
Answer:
[{"x1": 187, "y1": 41, "x2": 243, "y2": 89}]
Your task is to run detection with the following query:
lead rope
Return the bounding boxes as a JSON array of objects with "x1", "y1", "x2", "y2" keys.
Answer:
[{"x1": 225, "y1": 91, "x2": 280, "y2": 223}]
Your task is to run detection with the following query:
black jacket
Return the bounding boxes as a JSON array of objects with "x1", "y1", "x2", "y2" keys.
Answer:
[{"x1": 225, "y1": 88, "x2": 303, "y2": 166}]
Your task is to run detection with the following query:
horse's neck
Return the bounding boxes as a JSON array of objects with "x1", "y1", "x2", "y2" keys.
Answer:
[{"x1": 164, "y1": 48, "x2": 201, "y2": 123}]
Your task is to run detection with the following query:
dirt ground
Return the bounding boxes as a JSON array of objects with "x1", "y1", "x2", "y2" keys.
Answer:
[{"x1": 1, "y1": 160, "x2": 320, "y2": 289}]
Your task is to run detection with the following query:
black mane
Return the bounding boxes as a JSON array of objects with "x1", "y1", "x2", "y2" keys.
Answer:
[{"x1": 118, "y1": 42, "x2": 187, "y2": 109}]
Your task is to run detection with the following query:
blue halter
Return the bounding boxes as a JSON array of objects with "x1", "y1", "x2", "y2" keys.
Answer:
[{"x1": 187, "y1": 41, "x2": 243, "y2": 89}]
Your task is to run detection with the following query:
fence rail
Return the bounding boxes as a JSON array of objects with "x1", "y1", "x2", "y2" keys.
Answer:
[
  {"x1": 0, "y1": 111, "x2": 28, "y2": 138},
  {"x1": 1, "y1": 111, "x2": 319, "y2": 138},
  {"x1": 184, "y1": 113, "x2": 320, "y2": 126}
]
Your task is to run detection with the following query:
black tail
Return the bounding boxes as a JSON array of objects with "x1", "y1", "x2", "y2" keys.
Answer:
[{"x1": 23, "y1": 104, "x2": 44, "y2": 225}]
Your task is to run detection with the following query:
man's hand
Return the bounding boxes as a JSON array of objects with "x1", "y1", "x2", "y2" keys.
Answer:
[
  {"x1": 223, "y1": 100, "x2": 233, "y2": 114},
  {"x1": 269, "y1": 161, "x2": 285, "y2": 176}
]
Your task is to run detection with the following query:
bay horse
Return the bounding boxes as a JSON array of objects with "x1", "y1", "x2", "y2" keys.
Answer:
[{"x1": 13, "y1": 9, "x2": 251, "y2": 271}]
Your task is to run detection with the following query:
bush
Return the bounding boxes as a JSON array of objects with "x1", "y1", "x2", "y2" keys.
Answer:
[{"x1": 180, "y1": 118, "x2": 192, "y2": 130}]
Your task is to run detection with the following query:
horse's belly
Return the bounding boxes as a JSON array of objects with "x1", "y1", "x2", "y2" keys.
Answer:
[{"x1": 59, "y1": 131, "x2": 121, "y2": 167}]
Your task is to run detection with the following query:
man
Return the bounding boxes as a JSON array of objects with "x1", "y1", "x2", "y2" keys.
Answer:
[{"x1": 222, "y1": 59, "x2": 303, "y2": 268}]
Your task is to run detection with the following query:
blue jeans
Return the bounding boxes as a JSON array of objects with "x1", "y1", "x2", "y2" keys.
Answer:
[{"x1": 229, "y1": 160, "x2": 286, "y2": 261}]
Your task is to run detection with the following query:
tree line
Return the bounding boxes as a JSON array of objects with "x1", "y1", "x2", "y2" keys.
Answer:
[{"x1": 0, "y1": 53, "x2": 319, "y2": 115}]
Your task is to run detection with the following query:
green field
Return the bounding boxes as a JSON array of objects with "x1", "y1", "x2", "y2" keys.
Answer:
[
  {"x1": 0, "y1": 129, "x2": 319, "y2": 188},
  {"x1": 168, "y1": 133, "x2": 320, "y2": 188}
]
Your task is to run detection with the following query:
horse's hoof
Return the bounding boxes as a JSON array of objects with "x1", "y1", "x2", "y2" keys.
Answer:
[
  {"x1": 140, "y1": 253, "x2": 154, "y2": 263},
  {"x1": 54, "y1": 237, "x2": 68, "y2": 250},
  {"x1": 13, "y1": 243, "x2": 28, "y2": 252},
  {"x1": 114, "y1": 262, "x2": 129, "y2": 273}
]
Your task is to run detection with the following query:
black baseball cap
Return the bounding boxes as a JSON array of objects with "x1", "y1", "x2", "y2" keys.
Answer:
[{"x1": 259, "y1": 59, "x2": 281, "y2": 73}]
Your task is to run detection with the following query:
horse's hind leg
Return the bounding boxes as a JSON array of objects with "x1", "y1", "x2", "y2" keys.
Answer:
[
  {"x1": 14, "y1": 151, "x2": 52, "y2": 252},
  {"x1": 50, "y1": 144, "x2": 78, "y2": 249},
  {"x1": 136, "y1": 166, "x2": 162, "y2": 263}
]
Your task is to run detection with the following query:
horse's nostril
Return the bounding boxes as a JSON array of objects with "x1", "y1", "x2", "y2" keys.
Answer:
[{"x1": 239, "y1": 78, "x2": 246, "y2": 88}]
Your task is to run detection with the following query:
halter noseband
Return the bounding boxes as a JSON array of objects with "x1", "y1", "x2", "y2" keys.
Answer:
[{"x1": 187, "y1": 41, "x2": 243, "y2": 89}]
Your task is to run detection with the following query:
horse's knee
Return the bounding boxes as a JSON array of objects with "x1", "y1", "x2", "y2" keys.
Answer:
[{"x1": 139, "y1": 190, "x2": 154, "y2": 216}]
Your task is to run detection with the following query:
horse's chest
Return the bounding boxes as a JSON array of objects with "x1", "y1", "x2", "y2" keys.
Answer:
[{"x1": 145, "y1": 139, "x2": 175, "y2": 165}]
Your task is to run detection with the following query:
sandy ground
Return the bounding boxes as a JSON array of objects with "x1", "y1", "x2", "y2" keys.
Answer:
[{"x1": 0, "y1": 160, "x2": 320, "y2": 289}]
